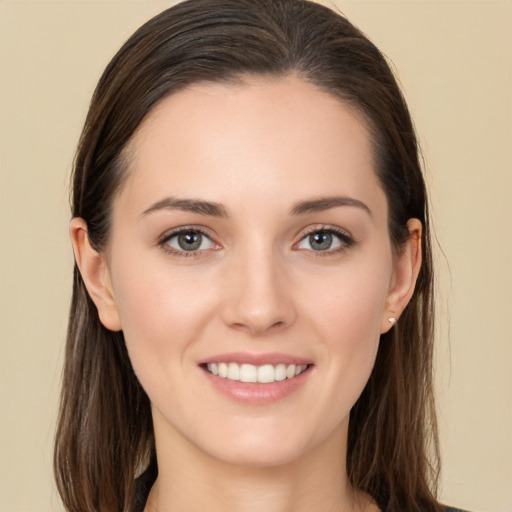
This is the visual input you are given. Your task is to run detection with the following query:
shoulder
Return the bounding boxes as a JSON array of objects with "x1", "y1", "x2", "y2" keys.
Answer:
[{"x1": 445, "y1": 507, "x2": 472, "y2": 512}]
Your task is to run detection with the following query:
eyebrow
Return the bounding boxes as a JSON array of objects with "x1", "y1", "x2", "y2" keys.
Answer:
[
  {"x1": 140, "y1": 197, "x2": 228, "y2": 218},
  {"x1": 290, "y1": 196, "x2": 372, "y2": 217},
  {"x1": 140, "y1": 195, "x2": 372, "y2": 219}
]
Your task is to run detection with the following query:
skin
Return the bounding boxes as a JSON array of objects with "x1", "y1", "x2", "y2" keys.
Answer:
[{"x1": 71, "y1": 75, "x2": 422, "y2": 512}]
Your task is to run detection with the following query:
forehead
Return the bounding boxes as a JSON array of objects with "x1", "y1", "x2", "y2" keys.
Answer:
[{"x1": 116, "y1": 75, "x2": 386, "y2": 222}]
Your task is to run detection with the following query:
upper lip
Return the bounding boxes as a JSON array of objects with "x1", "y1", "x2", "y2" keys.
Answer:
[{"x1": 199, "y1": 352, "x2": 313, "y2": 366}]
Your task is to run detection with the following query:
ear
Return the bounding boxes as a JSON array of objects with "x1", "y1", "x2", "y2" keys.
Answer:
[
  {"x1": 380, "y1": 218, "x2": 422, "y2": 334},
  {"x1": 69, "y1": 217, "x2": 122, "y2": 331}
]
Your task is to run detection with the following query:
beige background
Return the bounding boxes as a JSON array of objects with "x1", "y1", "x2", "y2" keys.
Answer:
[{"x1": 0, "y1": 1, "x2": 510, "y2": 511}]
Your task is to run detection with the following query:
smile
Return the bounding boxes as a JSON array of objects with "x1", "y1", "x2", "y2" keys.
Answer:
[{"x1": 206, "y1": 362, "x2": 309, "y2": 383}]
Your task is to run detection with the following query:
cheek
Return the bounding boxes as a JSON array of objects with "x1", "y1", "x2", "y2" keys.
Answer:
[
  {"x1": 302, "y1": 253, "x2": 392, "y2": 399},
  {"x1": 109, "y1": 254, "x2": 217, "y2": 382},
  {"x1": 306, "y1": 253, "x2": 392, "y2": 340}
]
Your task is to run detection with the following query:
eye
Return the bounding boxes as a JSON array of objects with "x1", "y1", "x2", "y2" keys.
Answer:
[
  {"x1": 295, "y1": 228, "x2": 353, "y2": 253},
  {"x1": 161, "y1": 228, "x2": 217, "y2": 254}
]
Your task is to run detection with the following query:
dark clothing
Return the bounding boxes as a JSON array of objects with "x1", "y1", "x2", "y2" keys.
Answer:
[{"x1": 132, "y1": 460, "x2": 158, "y2": 512}]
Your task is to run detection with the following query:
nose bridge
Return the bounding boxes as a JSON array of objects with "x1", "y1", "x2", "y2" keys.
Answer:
[{"x1": 222, "y1": 238, "x2": 295, "y2": 334}]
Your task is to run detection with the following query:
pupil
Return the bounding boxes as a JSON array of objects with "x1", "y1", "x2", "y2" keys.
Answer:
[
  {"x1": 178, "y1": 232, "x2": 202, "y2": 251},
  {"x1": 310, "y1": 232, "x2": 332, "y2": 251}
]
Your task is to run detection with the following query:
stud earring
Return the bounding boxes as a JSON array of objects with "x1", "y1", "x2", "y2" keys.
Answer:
[{"x1": 388, "y1": 317, "x2": 396, "y2": 325}]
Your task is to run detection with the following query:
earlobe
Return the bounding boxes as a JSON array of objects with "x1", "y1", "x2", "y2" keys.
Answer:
[
  {"x1": 380, "y1": 219, "x2": 422, "y2": 334},
  {"x1": 69, "y1": 218, "x2": 122, "y2": 331}
]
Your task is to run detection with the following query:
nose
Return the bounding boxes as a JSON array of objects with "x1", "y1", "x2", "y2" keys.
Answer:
[{"x1": 221, "y1": 248, "x2": 296, "y2": 336}]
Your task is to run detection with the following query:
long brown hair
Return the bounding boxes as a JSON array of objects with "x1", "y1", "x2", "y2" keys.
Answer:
[{"x1": 54, "y1": 1, "x2": 440, "y2": 511}]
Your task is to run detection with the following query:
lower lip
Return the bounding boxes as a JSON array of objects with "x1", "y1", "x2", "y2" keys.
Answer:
[{"x1": 201, "y1": 366, "x2": 312, "y2": 405}]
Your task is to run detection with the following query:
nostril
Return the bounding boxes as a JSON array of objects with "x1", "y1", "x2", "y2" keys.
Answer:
[{"x1": 230, "y1": 318, "x2": 288, "y2": 335}]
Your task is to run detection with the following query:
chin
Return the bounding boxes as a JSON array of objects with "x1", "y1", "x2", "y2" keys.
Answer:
[
  {"x1": 207, "y1": 437, "x2": 310, "y2": 469},
  {"x1": 192, "y1": 416, "x2": 339, "y2": 470}
]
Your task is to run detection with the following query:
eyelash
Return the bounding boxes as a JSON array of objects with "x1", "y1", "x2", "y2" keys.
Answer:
[
  {"x1": 158, "y1": 226, "x2": 218, "y2": 258},
  {"x1": 157, "y1": 225, "x2": 355, "y2": 258},
  {"x1": 294, "y1": 225, "x2": 355, "y2": 257}
]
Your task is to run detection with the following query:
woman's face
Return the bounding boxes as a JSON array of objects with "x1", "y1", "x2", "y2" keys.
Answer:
[{"x1": 89, "y1": 76, "x2": 417, "y2": 467}]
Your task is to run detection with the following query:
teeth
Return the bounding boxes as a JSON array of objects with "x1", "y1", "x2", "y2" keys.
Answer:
[
  {"x1": 258, "y1": 364, "x2": 275, "y2": 384},
  {"x1": 218, "y1": 362, "x2": 227, "y2": 378},
  {"x1": 206, "y1": 362, "x2": 308, "y2": 383},
  {"x1": 275, "y1": 363, "x2": 287, "y2": 381},
  {"x1": 227, "y1": 362, "x2": 240, "y2": 380},
  {"x1": 240, "y1": 364, "x2": 257, "y2": 383}
]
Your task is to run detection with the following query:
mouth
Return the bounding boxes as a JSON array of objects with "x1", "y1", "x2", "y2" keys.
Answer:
[
  {"x1": 199, "y1": 353, "x2": 313, "y2": 404},
  {"x1": 204, "y1": 362, "x2": 310, "y2": 383}
]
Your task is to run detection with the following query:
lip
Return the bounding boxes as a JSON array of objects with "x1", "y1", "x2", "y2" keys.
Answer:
[
  {"x1": 199, "y1": 352, "x2": 314, "y2": 405},
  {"x1": 199, "y1": 352, "x2": 312, "y2": 366}
]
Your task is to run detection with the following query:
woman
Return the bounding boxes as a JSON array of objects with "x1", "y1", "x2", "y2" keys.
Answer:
[{"x1": 54, "y1": 0, "x2": 461, "y2": 511}]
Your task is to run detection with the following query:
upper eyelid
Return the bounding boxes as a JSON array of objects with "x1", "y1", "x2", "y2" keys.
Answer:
[
  {"x1": 295, "y1": 224, "x2": 354, "y2": 241},
  {"x1": 158, "y1": 225, "x2": 216, "y2": 243}
]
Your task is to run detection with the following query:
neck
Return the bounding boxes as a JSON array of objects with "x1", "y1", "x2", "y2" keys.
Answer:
[{"x1": 145, "y1": 417, "x2": 375, "y2": 512}]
